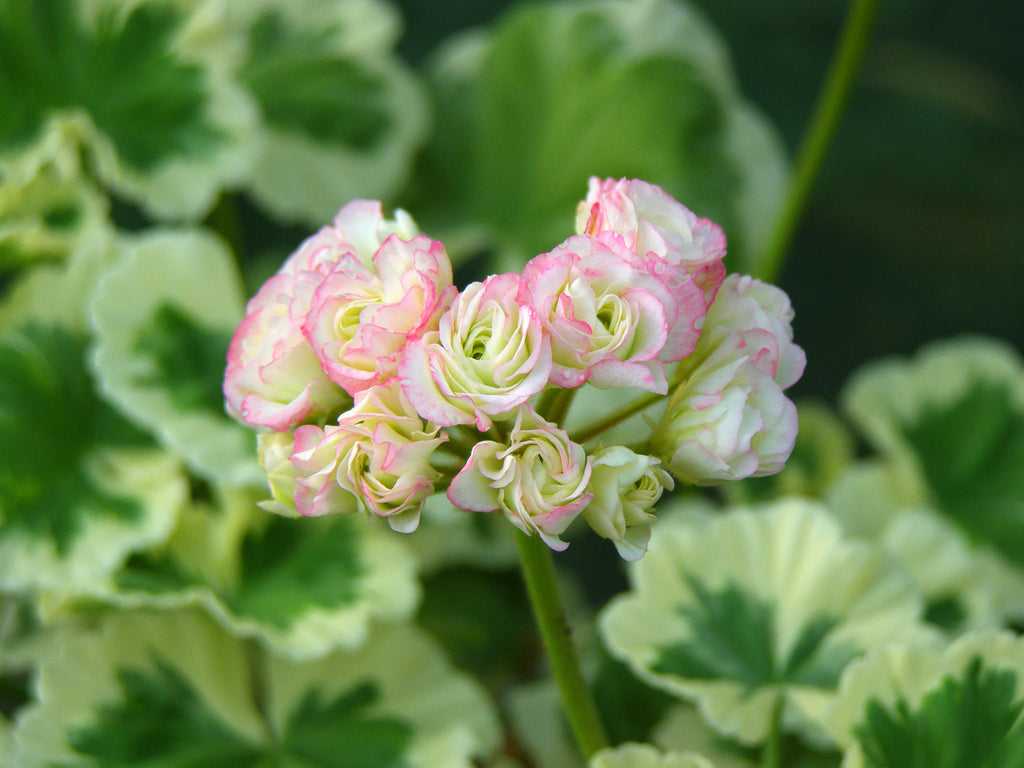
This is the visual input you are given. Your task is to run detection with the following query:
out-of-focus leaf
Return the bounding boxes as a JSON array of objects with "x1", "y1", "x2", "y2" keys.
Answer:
[
  {"x1": 223, "y1": 0, "x2": 430, "y2": 224},
  {"x1": 90, "y1": 228, "x2": 260, "y2": 486},
  {"x1": 825, "y1": 632, "x2": 1024, "y2": 768},
  {"x1": 0, "y1": 0, "x2": 257, "y2": 220},
  {"x1": 601, "y1": 498, "x2": 930, "y2": 747},
  {"x1": 13, "y1": 608, "x2": 502, "y2": 768},
  {"x1": 0, "y1": 324, "x2": 185, "y2": 592},
  {"x1": 841, "y1": 337, "x2": 1024, "y2": 575},
  {"x1": 64, "y1": 492, "x2": 421, "y2": 660},
  {"x1": 410, "y1": 0, "x2": 788, "y2": 274}
]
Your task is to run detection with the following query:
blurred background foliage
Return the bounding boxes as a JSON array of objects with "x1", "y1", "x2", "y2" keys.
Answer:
[{"x1": 395, "y1": 0, "x2": 1024, "y2": 402}]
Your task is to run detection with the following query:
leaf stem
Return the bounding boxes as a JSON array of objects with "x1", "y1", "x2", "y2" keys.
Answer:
[
  {"x1": 756, "y1": 0, "x2": 883, "y2": 283},
  {"x1": 571, "y1": 392, "x2": 662, "y2": 445},
  {"x1": 513, "y1": 530, "x2": 609, "y2": 760}
]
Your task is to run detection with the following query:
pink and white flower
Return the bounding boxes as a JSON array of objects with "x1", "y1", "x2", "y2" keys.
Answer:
[
  {"x1": 224, "y1": 268, "x2": 350, "y2": 431},
  {"x1": 582, "y1": 446, "x2": 674, "y2": 561},
  {"x1": 304, "y1": 234, "x2": 456, "y2": 396},
  {"x1": 399, "y1": 273, "x2": 552, "y2": 431},
  {"x1": 575, "y1": 176, "x2": 727, "y2": 308},
  {"x1": 651, "y1": 275, "x2": 804, "y2": 484},
  {"x1": 447, "y1": 406, "x2": 592, "y2": 550},
  {"x1": 224, "y1": 199, "x2": 421, "y2": 431},
  {"x1": 518, "y1": 234, "x2": 703, "y2": 393},
  {"x1": 290, "y1": 379, "x2": 447, "y2": 532}
]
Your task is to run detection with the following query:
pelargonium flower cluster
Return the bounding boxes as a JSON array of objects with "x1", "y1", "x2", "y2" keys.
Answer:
[{"x1": 224, "y1": 179, "x2": 804, "y2": 559}]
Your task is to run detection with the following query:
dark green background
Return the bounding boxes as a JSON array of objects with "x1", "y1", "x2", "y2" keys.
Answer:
[{"x1": 394, "y1": 0, "x2": 1024, "y2": 403}]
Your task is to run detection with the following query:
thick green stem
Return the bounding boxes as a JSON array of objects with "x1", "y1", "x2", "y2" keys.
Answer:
[
  {"x1": 756, "y1": 0, "x2": 883, "y2": 284},
  {"x1": 761, "y1": 694, "x2": 784, "y2": 768},
  {"x1": 514, "y1": 530, "x2": 609, "y2": 760}
]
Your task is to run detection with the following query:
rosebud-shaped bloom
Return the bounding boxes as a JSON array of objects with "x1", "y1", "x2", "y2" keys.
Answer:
[
  {"x1": 400, "y1": 273, "x2": 552, "y2": 430},
  {"x1": 447, "y1": 406, "x2": 593, "y2": 551},
  {"x1": 692, "y1": 273, "x2": 805, "y2": 389},
  {"x1": 224, "y1": 199, "x2": 417, "y2": 430},
  {"x1": 518, "y1": 234, "x2": 704, "y2": 393},
  {"x1": 290, "y1": 379, "x2": 446, "y2": 532},
  {"x1": 304, "y1": 234, "x2": 456, "y2": 396},
  {"x1": 256, "y1": 431, "x2": 302, "y2": 517},
  {"x1": 280, "y1": 199, "x2": 419, "y2": 275},
  {"x1": 651, "y1": 275, "x2": 804, "y2": 485},
  {"x1": 653, "y1": 352, "x2": 798, "y2": 485},
  {"x1": 224, "y1": 269, "x2": 350, "y2": 430},
  {"x1": 583, "y1": 446, "x2": 674, "y2": 561},
  {"x1": 576, "y1": 177, "x2": 727, "y2": 307}
]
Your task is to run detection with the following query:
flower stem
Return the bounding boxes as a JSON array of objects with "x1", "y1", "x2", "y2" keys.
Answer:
[
  {"x1": 514, "y1": 530, "x2": 609, "y2": 760},
  {"x1": 756, "y1": 0, "x2": 882, "y2": 284},
  {"x1": 571, "y1": 392, "x2": 662, "y2": 445},
  {"x1": 761, "y1": 694, "x2": 784, "y2": 768}
]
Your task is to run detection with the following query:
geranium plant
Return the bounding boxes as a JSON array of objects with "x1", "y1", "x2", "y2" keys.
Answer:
[{"x1": 2, "y1": 1, "x2": 1023, "y2": 767}]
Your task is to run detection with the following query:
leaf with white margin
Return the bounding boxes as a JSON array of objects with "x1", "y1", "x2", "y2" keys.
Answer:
[
  {"x1": 50, "y1": 487, "x2": 420, "y2": 660},
  {"x1": 841, "y1": 336, "x2": 1024, "y2": 575},
  {"x1": 11, "y1": 607, "x2": 502, "y2": 768},
  {"x1": 824, "y1": 631, "x2": 1024, "y2": 768},
  {"x1": 222, "y1": 0, "x2": 429, "y2": 224},
  {"x1": 600, "y1": 498, "x2": 930, "y2": 747},
  {"x1": 0, "y1": 152, "x2": 109, "y2": 272},
  {"x1": 91, "y1": 228, "x2": 261, "y2": 486},
  {"x1": 415, "y1": 0, "x2": 788, "y2": 272},
  {"x1": 0, "y1": 0, "x2": 257, "y2": 221},
  {"x1": 0, "y1": 222, "x2": 118, "y2": 334},
  {"x1": 0, "y1": 324, "x2": 187, "y2": 592},
  {"x1": 826, "y1": 460, "x2": 1024, "y2": 631},
  {"x1": 591, "y1": 743, "x2": 716, "y2": 768}
]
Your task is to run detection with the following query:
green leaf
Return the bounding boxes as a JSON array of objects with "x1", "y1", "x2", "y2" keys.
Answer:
[
  {"x1": 14, "y1": 609, "x2": 500, "y2": 768},
  {"x1": 90, "y1": 229, "x2": 261, "y2": 486},
  {"x1": 230, "y1": 2, "x2": 429, "y2": 223},
  {"x1": 600, "y1": 499, "x2": 927, "y2": 745},
  {"x1": 0, "y1": 324, "x2": 184, "y2": 590},
  {"x1": 69, "y1": 659, "x2": 265, "y2": 768},
  {"x1": 841, "y1": 338, "x2": 1024, "y2": 574},
  {"x1": 228, "y1": 515, "x2": 364, "y2": 630},
  {"x1": 411, "y1": 0, "x2": 788, "y2": 272},
  {"x1": 827, "y1": 633, "x2": 1024, "y2": 768},
  {"x1": 100, "y1": 494, "x2": 420, "y2": 659},
  {"x1": 282, "y1": 682, "x2": 412, "y2": 768},
  {"x1": 857, "y1": 656, "x2": 1024, "y2": 768},
  {"x1": 653, "y1": 579, "x2": 858, "y2": 692},
  {"x1": 0, "y1": 0, "x2": 252, "y2": 219}
]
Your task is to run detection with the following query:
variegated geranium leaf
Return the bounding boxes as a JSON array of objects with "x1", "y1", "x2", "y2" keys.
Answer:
[
  {"x1": 841, "y1": 337, "x2": 1024, "y2": 574},
  {"x1": 0, "y1": 0, "x2": 256, "y2": 220},
  {"x1": 90, "y1": 228, "x2": 261, "y2": 486},
  {"x1": 825, "y1": 632, "x2": 1024, "y2": 768},
  {"x1": 60, "y1": 488, "x2": 420, "y2": 659},
  {"x1": 13, "y1": 608, "x2": 501, "y2": 768},
  {"x1": 0, "y1": 323, "x2": 186, "y2": 592},
  {"x1": 226, "y1": 0, "x2": 429, "y2": 224},
  {"x1": 826, "y1": 460, "x2": 1024, "y2": 632},
  {"x1": 414, "y1": 0, "x2": 788, "y2": 273},
  {"x1": 600, "y1": 498, "x2": 930, "y2": 747},
  {"x1": 0, "y1": 153, "x2": 108, "y2": 273}
]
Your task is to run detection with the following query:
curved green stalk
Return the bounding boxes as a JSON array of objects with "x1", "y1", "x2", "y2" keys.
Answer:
[
  {"x1": 514, "y1": 530, "x2": 609, "y2": 760},
  {"x1": 761, "y1": 693, "x2": 784, "y2": 768},
  {"x1": 571, "y1": 392, "x2": 662, "y2": 445},
  {"x1": 756, "y1": 0, "x2": 883, "y2": 284}
]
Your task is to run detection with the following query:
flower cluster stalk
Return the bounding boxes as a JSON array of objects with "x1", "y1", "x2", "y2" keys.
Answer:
[{"x1": 514, "y1": 529, "x2": 609, "y2": 760}]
